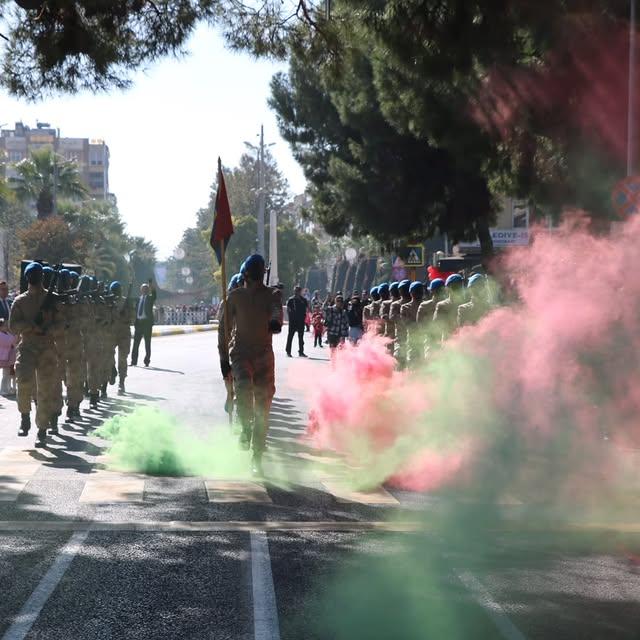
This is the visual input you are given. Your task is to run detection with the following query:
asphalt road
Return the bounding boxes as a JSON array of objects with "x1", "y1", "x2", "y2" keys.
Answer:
[{"x1": 0, "y1": 331, "x2": 639, "y2": 639}]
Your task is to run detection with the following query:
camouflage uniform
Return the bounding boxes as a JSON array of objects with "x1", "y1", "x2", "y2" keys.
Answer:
[
  {"x1": 218, "y1": 285, "x2": 282, "y2": 455},
  {"x1": 400, "y1": 298, "x2": 422, "y2": 367},
  {"x1": 65, "y1": 303, "x2": 86, "y2": 413},
  {"x1": 50, "y1": 299, "x2": 67, "y2": 420},
  {"x1": 111, "y1": 297, "x2": 134, "y2": 387},
  {"x1": 390, "y1": 296, "x2": 408, "y2": 367},
  {"x1": 82, "y1": 300, "x2": 102, "y2": 403},
  {"x1": 9, "y1": 288, "x2": 59, "y2": 433}
]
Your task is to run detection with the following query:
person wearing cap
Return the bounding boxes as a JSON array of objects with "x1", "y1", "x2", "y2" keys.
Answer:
[
  {"x1": 433, "y1": 273, "x2": 467, "y2": 344},
  {"x1": 9, "y1": 261, "x2": 59, "y2": 446},
  {"x1": 457, "y1": 274, "x2": 489, "y2": 328},
  {"x1": 109, "y1": 281, "x2": 135, "y2": 395},
  {"x1": 390, "y1": 280, "x2": 411, "y2": 368},
  {"x1": 218, "y1": 254, "x2": 282, "y2": 476},
  {"x1": 417, "y1": 279, "x2": 447, "y2": 359},
  {"x1": 402, "y1": 282, "x2": 425, "y2": 367}
]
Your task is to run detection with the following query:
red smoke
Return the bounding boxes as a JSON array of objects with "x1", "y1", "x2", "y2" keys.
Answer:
[{"x1": 301, "y1": 214, "x2": 640, "y2": 497}]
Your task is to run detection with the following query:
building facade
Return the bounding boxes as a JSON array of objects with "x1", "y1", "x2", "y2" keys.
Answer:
[{"x1": 0, "y1": 122, "x2": 110, "y2": 200}]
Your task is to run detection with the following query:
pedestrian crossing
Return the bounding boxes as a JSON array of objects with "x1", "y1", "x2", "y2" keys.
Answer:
[{"x1": 0, "y1": 447, "x2": 403, "y2": 507}]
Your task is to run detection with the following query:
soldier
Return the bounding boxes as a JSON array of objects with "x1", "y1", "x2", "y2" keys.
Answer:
[
  {"x1": 64, "y1": 283, "x2": 86, "y2": 423},
  {"x1": 49, "y1": 269, "x2": 71, "y2": 434},
  {"x1": 379, "y1": 282, "x2": 393, "y2": 339},
  {"x1": 79, "y1": 276, "x2": 101, "y2": 409},
  {"x1": 9, "y1": 262, "x2": 59, "y2": 447},
  {"x1": 109, "y1": 281, "x2": 134, "y2": 395},
  {"x1": 457, "y1": 274, "x2": 489, "y2": 328},
  {"x1": 433, "y1": 274, "x2": 467, "y2": 344},
  {"x1": 390, "y1": 280, "x2": 411, "y2": 368},
  {"x1": 402, "y1": 281, "x2": 425, "y2": 368},
  {"x1": 94, "y1": 282, "x2": 112, "y2": 399},
  {"x1": 363, "y1": 287, "x2": 379, "y2": 333},
  {"x1": 416, "y1": 279, "x2": 446, "y2": 360},
  {"x1": 218, "y1": 254, "x2": 283, "y2": 476}
]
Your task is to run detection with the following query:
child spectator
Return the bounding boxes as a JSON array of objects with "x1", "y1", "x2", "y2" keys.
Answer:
[{"x1": 312, "y1": 310, "x2": 325, "y2": 348}]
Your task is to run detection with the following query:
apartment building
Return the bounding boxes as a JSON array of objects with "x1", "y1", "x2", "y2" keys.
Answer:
[{"x1": 0, "y1": 122, "x2": 110, "y2": 199}]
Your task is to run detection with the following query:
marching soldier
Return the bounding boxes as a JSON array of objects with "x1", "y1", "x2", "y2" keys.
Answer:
[
  {"x1": 433, "y1": 274, "x2": 467, "y2": 344},
  {"x1": 64, "y1": 281, "x2": 86, "y2": 422},
  {"x1": 363, "y1": 286, "x2": 381, "y2": 333},
  {"x1": 379, "y1": 283, "x2": 393, "y2": 339},
  {"x1": 402, "y1": 281, "x2": 424, "y2": 368},
  {"x1": 457, "y1": 274, "x2": 489, "y2": 328},
  {"x1": 416, "y1": 278, "x2": 446, "y2": 360},
  {"x1": 109, "y1": 281, "x2": 134, "y2": 395},
  {"x1": 218, "y1": 254, "x2": 283, "y2": 476},
  {"x1": 79, "y1": 276, "x2": 101, "y2": 409},
  {"x1": 9, "y1": 262, "x2": 59, "y2": 447},
  {"x1": 390, "y1": 280, "x2": 411, "y2": 368}
]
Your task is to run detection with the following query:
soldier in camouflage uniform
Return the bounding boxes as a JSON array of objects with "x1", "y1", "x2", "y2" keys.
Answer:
[
  {"x1": 64, "y1": 275, "x2": 88, "y2": 422},
  {"x1": 401, "y1": 281, "x2": 425, "y2": 368},
  {"x1": 378, "y1": 283, "x2": 392, "y2": 339},
  {"x1": 79, "y1": 276, "x2": 101, "y2": 409},
  {"x1": 390, "y1": 280, "x2": 411, "y2": 368},
  {"x1": 457, "y1": 274, "x2": 489, "y2": 328},
  {"x1": 416, "y1": 278, "x2": 446, "y2": 361},
  {"x1": 363, "y1": 287, "x2": 381, "y2": 334},
  {"x1": 218, "y1": 254, "x2": 283, "y2": 476},
  {"x1": 109, "y1": 281, "x2": 134, "y2": 395},
  {"x1": 433, "y1": 274, "x2": 467, "y2": 345},
  {"x1": 9, "y1": 262, "x2": 59, "y2": 447}
]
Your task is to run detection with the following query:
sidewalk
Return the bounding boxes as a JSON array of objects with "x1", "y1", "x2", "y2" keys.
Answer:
[{"x1": 142, "y1": 323, "x2": 218, "y2": 337}]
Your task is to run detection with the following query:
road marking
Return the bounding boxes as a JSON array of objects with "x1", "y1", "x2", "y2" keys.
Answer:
[
  {"x1": 2, "y1": 531, "x2": 88, "y2": 640},
  {"x1": 251, "y1": 531, "x2": 281, "y2": 640},
  {"x1": 79, "y1": 473, "x2": 145, "y2": 503},
  {"x1": 205, "y1": 480, "x2": 272, "y2": 504},
  {"x1": 457, "y1": 571, "x2": 527, "y2": 640},
  {"x1": 0, "y1": 520, "x2": 420, "y2": 533},
  {"x1": 321, "y1": 480, "x2": 399, "y2": 505}
]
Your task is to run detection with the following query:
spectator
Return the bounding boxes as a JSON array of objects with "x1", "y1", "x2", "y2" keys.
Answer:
[
  {"x1": 0, "y1": 318, "x2": 16, "y2": 395},
  {"x1": 286, "y1": 285, "x2": 309, "y2": 358},
  {"x1": 347, "y1": 295, "x2": 364, "y2": 344},
  {"x1": 310, "y1": 290, "x2": 323, "y2": 313},
  {"x1": 324, "y1": 294, "x2": 349, "y2": 350},
  {"x1": 0, "y1": 281, "x2": 11, "y2": 323},
  {"x1": 312, "y1": 309, "x2": 325, "y2": 348}
]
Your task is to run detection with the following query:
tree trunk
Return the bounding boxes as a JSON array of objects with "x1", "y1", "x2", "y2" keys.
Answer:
[
  {"x1": 475, "y1": 216, "x2": 494, "y2": 266},
  {"x1": 36, "y1": 190, "x2": 53, "y2": 219}
]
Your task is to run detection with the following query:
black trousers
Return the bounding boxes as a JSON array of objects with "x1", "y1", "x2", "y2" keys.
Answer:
[
  {"x1": 131, "y1": 319, "x2": 153, "y2": 365},
  {"x1": 286, "y1": 324, "x2": 305, "y2": 355}
]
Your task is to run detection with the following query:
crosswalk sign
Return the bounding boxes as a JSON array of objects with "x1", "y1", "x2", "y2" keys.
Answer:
[{"x1": 401, "y1": 244, "x2": 424, "y2": 267}]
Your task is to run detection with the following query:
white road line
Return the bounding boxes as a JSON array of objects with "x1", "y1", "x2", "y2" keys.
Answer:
[
  {"x1": 250, "y1": 531, "x2": 281, "y2": 640},
  {"x1": 457, "y1": 571, "x2": 527, "y2": 640},
  {"x1": 2, "y1": 531, "x2": 88, "y2": 640}
]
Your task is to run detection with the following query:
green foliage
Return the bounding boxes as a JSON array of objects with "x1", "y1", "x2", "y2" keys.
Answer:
[{"x1": 10, "y1": 146, "x2": 88, "y2": 219}]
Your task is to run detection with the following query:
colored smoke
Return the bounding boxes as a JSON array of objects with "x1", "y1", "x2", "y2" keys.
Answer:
[{"x1": 303, "y1": 214, "x2": 640, "y2": 508}]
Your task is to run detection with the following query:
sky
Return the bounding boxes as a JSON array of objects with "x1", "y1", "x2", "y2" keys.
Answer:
[{"x1": 0, "y1": 25, "x2": 307, "y2": 259}]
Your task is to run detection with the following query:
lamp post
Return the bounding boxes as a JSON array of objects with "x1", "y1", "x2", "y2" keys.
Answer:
[{"x1": 628, "y1": 0, "x2": 637, "y2": 177}]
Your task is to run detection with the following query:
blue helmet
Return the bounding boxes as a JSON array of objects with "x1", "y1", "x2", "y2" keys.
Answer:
[
  {"x1": 24, "y1": 261, "x2": 43, "y2": 277},
  {"x1": 467, "y1": 274, "x2": 485, "y2": 289},
  {"x1": 429, "y1": 278, "x2": 445, "y2": 292},
  {"x1": 445, "y1": 274, "x2": 464, "y2": 287},
  {"x1": 110, "y1": 281, "x2": 122, "y2": 294},
  {"x1": 389, "y1": 282, "x2": 400, "y2": 294},
  {"x1": 42, "y1": 266, "x2": 54, "y2": 275},
  {"x1": 243, "y1": 254, "x2": 265, "y2": 280},
  {"x1": 409, "y1": 281, "x2": 423, "y2": 294}
]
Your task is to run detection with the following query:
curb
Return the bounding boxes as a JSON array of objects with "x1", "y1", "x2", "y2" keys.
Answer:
[{"x1": 128, "y1": 324, "x2": 218, "y2": 338}]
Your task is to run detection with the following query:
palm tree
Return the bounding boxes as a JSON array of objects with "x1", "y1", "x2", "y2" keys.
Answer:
[{"x1": 11, "y1": 147, "x2": 88, "y2": 219}]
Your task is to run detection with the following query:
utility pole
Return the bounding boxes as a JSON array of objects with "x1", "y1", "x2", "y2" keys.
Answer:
[
  {"x1": 257, "y1": 125, "x2": 266, "y2": 256},
  {"x1": 268, "y1": 189, "x2": 278, "y2": 285},
  {"x1": 53, "y1": 127, "x2": 59, "y2": 216},
  {"x1": 628, "y1": 0, "x2": 637, "y2": 177}
]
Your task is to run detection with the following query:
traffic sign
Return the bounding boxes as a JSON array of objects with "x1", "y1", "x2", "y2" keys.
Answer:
[{"x1": 396, "y1": 244, "x2": 425, "y2": 267}]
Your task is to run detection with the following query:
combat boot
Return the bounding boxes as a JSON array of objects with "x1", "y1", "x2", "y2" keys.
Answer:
[
  {"x1": 100, "y1": 383, "x2": 108, "y2": 399},
  {"x1": 49, "y1": 415, "x2": 59, "y2": 435},
  {"x1": 35, "y1": 429, "x2": 47, "y2": 448},
  {"x1": 90, "y1": 393, "x2": 99, "y2": 409},
  {"x1": 118, "y1": 379, "x2": 125, "y2": 395},
  {"x1": 18, "y1": 413, "x2": 31, "y2": 437},
  {"x1": 110, "y1": 367, "x2": 117, "y2": 385}
]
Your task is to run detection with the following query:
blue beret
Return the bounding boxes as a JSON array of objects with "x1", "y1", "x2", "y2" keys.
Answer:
[
  {"x1": 228, "y1": 274, "x2": 238, "y2": 290},
  {"x1": 24, "y1": 261, "x2": 43, "y2": 276},
  {"x1": 467, "y1": 274, "x2": 485, "y2": 288},
  {"x1": 110, "y1": 281, "x2": 121, "y2": 293},
  {"x1": 69, "y1": 271, "x2": 79, "y2": 279},
  {"x1": 245, "y1": 254, "x2": 265, "y2": 270},
  {"x1": 409, "y1": 281, "x2": 423, "y2": 294},
  {"x1": 399, "y1": 279, "x2": 411, "y2": 291},
  {"x1": 369, "y1": 287, "x2": 378, "y2": 296},
  {"x1": 78, "y1": 275, "x2": 92, "y2": 292},
  {"x1": 378, "y1": 283, "x2": 389, "y2": 294},
  {"x1": 429, "y1": 278, "x2": 445, "y2": 292},
  {"x1": 445, "y1": 274, "x2": 464, "y2": 287},
  {"x1": 389, "y1": 282, "x2": 399, "y2": 293},
  {"x1": 59, "y1": 268, "x2": 70, "y2": 276},
  {"x1": 42, "y1": 266, "x2": 54, "y2": 274}
]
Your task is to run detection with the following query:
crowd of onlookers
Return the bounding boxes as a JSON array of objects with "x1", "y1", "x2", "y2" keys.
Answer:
[{"x1": 155, "y1": 304, "x2": 218, "y2": 325}]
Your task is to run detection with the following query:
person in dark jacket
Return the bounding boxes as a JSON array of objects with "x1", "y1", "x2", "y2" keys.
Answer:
[
  {"x1": 131, "y1": 279, "x2": 157, "y2": 367},
  {"x1": 285, "y1": 286, "x2": 309, "y2": 357}
]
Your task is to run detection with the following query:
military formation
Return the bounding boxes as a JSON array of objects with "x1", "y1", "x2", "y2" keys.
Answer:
[
  {"x1": 9, "y1": 261, "x2": 135, "y2": 447},
  {"x1": 363, "y1": 273, "x2": 492, "y2": 369}
]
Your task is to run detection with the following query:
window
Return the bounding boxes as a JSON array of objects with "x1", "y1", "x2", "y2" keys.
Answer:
[
  {"x1": 89, "y1": 149, "x2": 103, "y2": 165},
  {"x1": 8, "y1": 151, "x2": 24, "y2": 162},
  {"x1": 89, "y1": 173, "x2": 104, "y2": 190},
  {"x1": 512, "y1": 201, "x2": 529, "y2": 228},
  {"x1": 65, "y1": 151, "x2": 79, "y2": 163}
]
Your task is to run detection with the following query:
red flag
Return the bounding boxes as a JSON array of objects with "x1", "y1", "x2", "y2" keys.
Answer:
[{"x1": 210, "y1": 158, "x2": 234, "y2": 263}]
